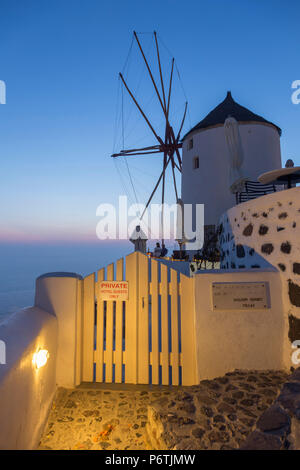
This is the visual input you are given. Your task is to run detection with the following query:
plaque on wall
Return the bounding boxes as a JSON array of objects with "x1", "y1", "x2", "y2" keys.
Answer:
[{"x1": 212, "y1": 282, "x2": 269, "y2": 310}]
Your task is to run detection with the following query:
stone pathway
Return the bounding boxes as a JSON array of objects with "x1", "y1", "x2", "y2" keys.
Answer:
[
  {"x1": 147, "y1": 370, "x2": 289, "y2": 450},
  {"x1": 39, "y1": 387, "x2": 151, "y2": 450},
  {"x1": 38, "y1": 369, "x2": 289, "y2": 450}
]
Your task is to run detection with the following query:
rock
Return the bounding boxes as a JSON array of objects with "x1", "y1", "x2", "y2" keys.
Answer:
[
  {"x1": 182, "y1": 392, "x2": 194, "y2": 401},
  {"x1": 240, "y1": 417, "x2": 255, "y2": 427},
  {"x1": 232, "y1": 391, "x2": 244, "y2": 400},
  {"x1": 57, "y1": 416, "x2": 74, "y2": 422},
  {"x1": 201, "y1": 406, "x2": 214, "y2": 417},
  {"x1": 256, "y1": 405, "x2": 290, "y2": 433},
  {"x1": 201, "y1": 380, "x2": 221, "y2": 391},
  {"x1": 247, "y1": 375, "x2": 258, "y2": 382},
  {"x1": 64, "y1": 400, "x2": 77, "y2": 409},
  {"x1": 223, "y1": 397, "x2": 237, "y2": 405},
  {"x1": 217, "y1": 377, "x2": 229, "y2": 385},
  {"x1": 196, "y1": 394, "x2": 217, "y2": 406},
  {"x1": 225, "y1": 384, "x2": 238, "y2": 392},
  {"x1": 249, "y1": 393, "x2": 261, "y2": 401},
  {"x1": 257, "y1": 404, "x2": 268, "y2": 412},
  {"x1": 261, "y1": 388, "x2": 277, "y2": 397},
  {"x1": 243, "y1": 224, "x2": 253, "y2": 237},
  {"x1": 137, "y1": 407, "x2": 147, "y2": 413},
  {"x1": 238, "y1": 408, "x2": 257, "y2": 418},
  {"x1": 180, "y1": 403, "x2": 196, "y2": 414},
  {"x1": 239, "y1": 383, "x2": 256, "y2": 392},
  {"x1": 277, "y1": 388, "x2": 300, "y2": 414},
  {"x1": 180, "y1": 417, "x2": 196, "y2": 426},
  {"x1": 99, "y1": 442, "x2": 111, "y2": 449},
  {"x1": 221, "y1": 444, "x2": 235, "y2": 450},
  {"x1": 175, "y1": 439, "x2": 198, "y2": 450},
  {"x1": 83, "y1": 410, "x2": 99, "y2": 417},
  {"x1": 240, "y1": 430, "x2": 282, "y2": 450},
  {"x1": 167, "y1": 401, "x2": 176, "y2": 408},
  {"x1": 208, "y1": 430, "x2": 230, "y2": 444},
  {"x1": 217, "y1": 402, "x2": 236, "y2": 414},
  {"x1": 282, "y1": 382, "x2": 300, "y2": 394},
  {"x1": 192, "y1": 428, "x2": 206, "y2": 439},
  {"x1": 227, "y1": 414, "x2": 237, "y2": 422},
  {"x1": 154, "y1": 398, "x2": 168, "y2": 407},
  {"x1": 290, "y1": 368, "x2": 300, "y2": 382},
  {"x1": 213, "y1": 415, "x2": 226, "y2": 424},
  {"x1": 240, "y1": 399, "x2": 254, "y2": 407}
]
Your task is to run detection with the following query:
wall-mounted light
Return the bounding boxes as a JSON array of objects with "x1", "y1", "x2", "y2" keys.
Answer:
[{"x1": 32, "y1": 349, "x2": 49, "y2": 369}]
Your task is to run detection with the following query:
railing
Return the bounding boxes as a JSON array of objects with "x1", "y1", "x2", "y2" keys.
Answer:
[
  {"x1": 191, "y1": 229, "x2": 220, "y2": 272},
  {"x1": 235, "y1": 181, "x2": 277, "y2": 204}
]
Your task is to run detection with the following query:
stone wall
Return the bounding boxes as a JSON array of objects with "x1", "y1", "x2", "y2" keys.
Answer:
[
  {"x1": 146, "y1": 370, "x2": 288, "y2": 450},
  {"x1": 219, "y1": 187, "x2": 300, "y2": 355},
  {"x1": 240, "y1": 367, "x2": 300, "y2": 450}
]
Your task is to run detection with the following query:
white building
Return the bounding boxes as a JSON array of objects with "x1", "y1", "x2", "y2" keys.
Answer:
[{"x1": 181, "y1": 91, "x2": 282, "y2": 243}]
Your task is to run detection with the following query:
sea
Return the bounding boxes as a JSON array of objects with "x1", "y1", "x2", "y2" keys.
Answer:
[{"x1": 0, "y1": 241, "x2": 132, "y2": 321}]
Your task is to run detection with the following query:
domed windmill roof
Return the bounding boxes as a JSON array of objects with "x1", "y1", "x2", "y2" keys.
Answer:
[{"x1": 182, "y1": 91, "x2": 281, "y2": 140}]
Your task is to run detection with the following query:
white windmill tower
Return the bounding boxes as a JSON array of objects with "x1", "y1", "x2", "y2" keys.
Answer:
[{"x1": 180, "y1": 91, "x2": 282, "y2": 245}]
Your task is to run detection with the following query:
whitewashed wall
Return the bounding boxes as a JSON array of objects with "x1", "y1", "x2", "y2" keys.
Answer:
[
  {"x1": 35, "y1": 272, "x2": 83, "y2": 388},
  {"x1": 219, "y1": 187, "x2": 300, "y2": 364},
  {"x1": 181, "y1": 123, "x2": 281, "y2": 226},
  {"x1": 0, "y1": 307, "x2": 57, "y2": 450},
  {"x1": 0, "y1": 272, "x2": 83, "y2": 449},
  {"x1": 193, "y1": 269, "x2": 286, "y2": 380}
]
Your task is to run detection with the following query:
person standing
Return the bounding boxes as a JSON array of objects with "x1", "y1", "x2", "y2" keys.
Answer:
[
  {"x1": 153, "y1": 242, "x2": 162, "y2": 257},
  {"x1": 161, "y1": 244, "x2": 168, "y2": 257}
]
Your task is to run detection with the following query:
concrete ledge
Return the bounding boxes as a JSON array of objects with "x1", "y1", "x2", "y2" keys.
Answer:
[
  {"x1": 37, "y1": 272, "x2": 83, "y2": 280},
  {"x1": 35, "y1": 273, "x2": 82, "y2": 388}
]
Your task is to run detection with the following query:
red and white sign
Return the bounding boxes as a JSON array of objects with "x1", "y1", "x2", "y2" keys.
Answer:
[{"x1": 99, "y1": 281, "x2": 129, "y2": 301}]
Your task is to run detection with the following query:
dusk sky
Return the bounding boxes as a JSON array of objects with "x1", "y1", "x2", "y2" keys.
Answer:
[{"x1": 0, "y1": 0, "x2": 299, "y2": 243}]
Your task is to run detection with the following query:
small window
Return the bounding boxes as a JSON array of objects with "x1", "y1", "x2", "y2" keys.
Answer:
[
  {"x1": 193, "y1": 156, "x2": 199, "y2": 169},
  {"x1": 188, "y1": 138, "x2": 193, "y2": 150}
]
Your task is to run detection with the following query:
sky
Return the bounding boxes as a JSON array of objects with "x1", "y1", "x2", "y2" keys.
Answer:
[{"x1": 0, "y1": 0, "x2": 299, "y2": 244}]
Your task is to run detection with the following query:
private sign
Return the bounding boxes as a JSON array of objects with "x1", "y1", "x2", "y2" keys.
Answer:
[{"x1": 99, "y1": 281, "x2": 129, "y2": 301}]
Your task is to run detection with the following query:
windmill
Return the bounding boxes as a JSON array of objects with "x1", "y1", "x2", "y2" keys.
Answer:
[{"x1": 111, "y1": 31, "x2": 188, "y2": 246}]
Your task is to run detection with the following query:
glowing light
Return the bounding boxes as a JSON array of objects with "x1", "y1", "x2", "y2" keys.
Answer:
[{"x1": 32, "y1": 349, "x2": 49, "y2": 369}]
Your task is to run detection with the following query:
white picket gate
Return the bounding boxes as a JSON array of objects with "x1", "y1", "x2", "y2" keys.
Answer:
[{"x1": 78, "y1": 252, "x2": 197, "y2": 386}]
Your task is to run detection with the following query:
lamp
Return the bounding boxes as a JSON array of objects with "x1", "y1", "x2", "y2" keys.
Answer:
[{"x1": 32, "y1": 349, "x2": 49, "y2": 369}]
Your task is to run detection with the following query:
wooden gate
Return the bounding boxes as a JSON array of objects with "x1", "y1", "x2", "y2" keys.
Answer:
[{"x1": 79, "y1": 252, "x2": 197, "y2": 386}]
